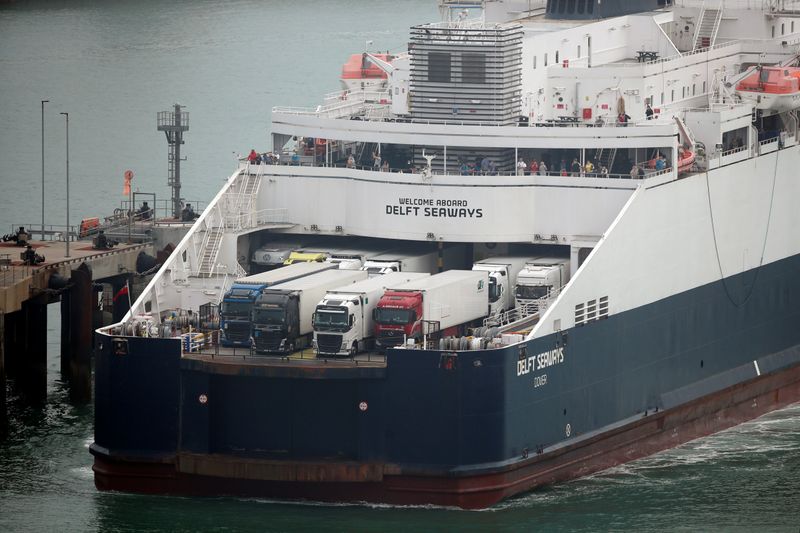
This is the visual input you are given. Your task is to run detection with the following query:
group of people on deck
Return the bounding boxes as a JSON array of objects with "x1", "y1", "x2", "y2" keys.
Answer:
[
  {"x1": 246, "y1": 149, "x2": 280, "y2": 165},
  {"x1": 510, "y1": 157, "x2": 609, "y2": 177}
]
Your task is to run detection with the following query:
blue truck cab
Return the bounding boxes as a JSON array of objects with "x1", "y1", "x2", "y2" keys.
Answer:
[{"x1": 219, "y1": 262, "x2": 338, "y2": 347}]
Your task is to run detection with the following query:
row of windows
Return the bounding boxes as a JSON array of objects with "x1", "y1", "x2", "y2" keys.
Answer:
[
  {"x1": 546, "y1": 0, "x2": 593, "y2": 15},
  {"x1": 772, "y1": 21, "x2": 795, "y2": 38},
  {"x1": 533, "y1": 47, "x2": 579, "y2": 69},
  {"x1": 649, "y1": 81, "x2": 706, "y2": 106}
]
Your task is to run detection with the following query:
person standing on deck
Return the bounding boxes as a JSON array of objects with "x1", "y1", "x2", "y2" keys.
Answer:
[{"x1": 516, "y1": 158, "x2": 527, "y2": 175}]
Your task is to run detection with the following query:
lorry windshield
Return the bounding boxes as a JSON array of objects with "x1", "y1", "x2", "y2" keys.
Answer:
[
  {"x1": 488, "y1": 278, "x2": 500, "y2": 303},
  {"x1": 314, "y1": 309, "x2": 349, "y2": 330},
  {"x1": 516, "y1": 285, "x2": 550, "y2": 300},
  {"x1": 375, "y1": 308, "x2": 414, "y2": 325},
  {"x1": 252, "y1": 308, "x2": 285, "y2": 325},
  {"x1": 221, "y1": 301, "x2": 251, "y2": 318}
]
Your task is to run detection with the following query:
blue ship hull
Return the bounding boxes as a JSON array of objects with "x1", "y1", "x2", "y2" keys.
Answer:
[{"x1": 91, "y1": 252, "x2": 800, "y2": 508}]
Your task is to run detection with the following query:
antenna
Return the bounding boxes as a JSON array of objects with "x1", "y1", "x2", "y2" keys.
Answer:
[{"x1": 157, "y1": 104, "x2": 189, "y2": 219}]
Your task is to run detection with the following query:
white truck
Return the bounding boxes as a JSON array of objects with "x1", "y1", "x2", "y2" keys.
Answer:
[
  {"x1": 514, "y1": 257, "x2": 571, "y2": 311},
  {"x1": 251, "y1": 269, "x2": 368, "y2": 354},
  {"x1": 360, "y1": 243, "x2": 466, "y2": 277},
  {"x1": 312, "y1": 271, "x2": 430, "y2": 357},
  {"x1": 373, "y1": 270, "x2": 489, "y2": 349},
  {"x1": 471, "y1": 256, "x2": 536, "y2": 316}
]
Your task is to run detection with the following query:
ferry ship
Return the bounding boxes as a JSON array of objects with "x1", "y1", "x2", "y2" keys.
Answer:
[{"x1": 92, "y1": 0, "x2": 800, "y2": 509}]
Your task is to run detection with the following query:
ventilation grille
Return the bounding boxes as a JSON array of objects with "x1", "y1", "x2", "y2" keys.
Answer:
[{"x1": 575, "y1": 296, "x2": 609, "y2": 326}]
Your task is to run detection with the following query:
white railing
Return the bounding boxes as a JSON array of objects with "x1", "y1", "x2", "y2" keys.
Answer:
[
  {"x1": 272, "y1": 90, "x2": 390, "y2": 119},
  {"x1": 222, "y1": 208, "x2": 290, "y2": 232},
  {"x1": 483, "y1": 287, "x2": 562, "y2": 328}
]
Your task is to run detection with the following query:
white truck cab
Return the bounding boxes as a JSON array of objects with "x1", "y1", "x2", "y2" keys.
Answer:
[
  {"x1": 312, "y1": 272, "x2": 429, "y2": 357},
  {"x1": 515, "y1": 257, "x2": 570, "y2": 311},
  {"x1": 472, "y1": 256, "x2": 535, "y2": 316}
]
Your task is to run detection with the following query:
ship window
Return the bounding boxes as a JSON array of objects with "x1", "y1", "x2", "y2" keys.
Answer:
[
  {"x1": 555, "y1": 51, "x2": 560, "y2": 64},
  {"x1": 577, "y1": 45, "x2": 581, "y2": 57},
  {"x1": 660, "y1": 92, "x2": 664, "y2": 104},
  {"x1": 671, "y1": 89, "x2": 675, "y2": 102},
  {"x1": 793, "y1": 21, "x2": 795, "y2": 33},
  {"x1": 782, "y1": 23, "x2": 785, "y2": 35},
  {"x1": 558, "y1": 0, "x2": 565, "y2": 13},
  {"x1": 533, "y1": 55, "x2": 537, "y2": 69},
  {"x1": 429, "y1": 52, "x2": 451, "y2": 83},
  {"x1": 544, "y1": 53, "x2": 548, "y2": 66},
  {"x1": 575, "y1": 302, "x2": 585, "y2": 326},
  {"x1": 703, "y1": 81, "x2": 707, "y2": 93},
  {"x1": 462, "y1": 52, "x2": 486, "y2": 84},
  {"x1": 682, "y1": 87, "x2": 685, "y2": 98},
  {"x1": 598, "y1": 296, "x2": 609, "y2": 319},
  {"x1": 567, "y1": 0, "x2": 575, "y2": 14},
  {"x1": 585, "y1": 299, "x2": 597, "y2": 321},
  {"x1": 693, "y1": 83, "x2": 696, "y2": 95},
  {"x1": 587, "y1": 0, "x2": 593, "y2": 13},
  {"x1": 578, "y1": 0, "x2": 585, "y2": 13},
  {"x1": 772, "y1": 26, "x2": 775, "y2": 38}
]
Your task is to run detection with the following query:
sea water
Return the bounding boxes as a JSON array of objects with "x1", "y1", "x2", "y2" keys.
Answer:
[{"x1": 1, "y1": 2, "x2": 799, "y2": 531}]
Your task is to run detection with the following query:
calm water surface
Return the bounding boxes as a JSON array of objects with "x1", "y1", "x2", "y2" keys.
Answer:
[{"x1": 1, "y1": 2, "x2": 799, "y2": 531}]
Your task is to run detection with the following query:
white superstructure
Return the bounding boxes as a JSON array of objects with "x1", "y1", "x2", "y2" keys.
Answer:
[{"x1": 118, "y1": 0, "x2": 800, "y2": 351}]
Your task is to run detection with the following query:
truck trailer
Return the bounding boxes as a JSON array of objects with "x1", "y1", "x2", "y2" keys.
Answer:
[
  {"x1": 373, "y1": 270, "x2": 489, "y2": 349},
  {"x1": 220, "y1": 262, "x2": 337, "y2": 347},
  {"x1": 252, "y1": 269, "x2": 368, "y2": 354},
  {"x1": 312, "y1": 271, "x2": 430, "y2": 357},
  {"x1": 360, "y1": 243, "x2": 467, "y2": 277}
]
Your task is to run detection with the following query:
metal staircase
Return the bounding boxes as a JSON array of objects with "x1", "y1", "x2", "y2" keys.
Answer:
[
  {"x1": 197, "y1": 227, "x2": 223, "y2": 276},
  {"x1": 594, "y1": 147, "x2": 617, "y2": 172},
  {"x1": 693, "y1": 3, "x2": 724, "y2": 51}
]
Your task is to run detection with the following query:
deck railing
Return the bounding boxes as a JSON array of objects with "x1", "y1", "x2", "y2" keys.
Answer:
[{"x1": 241, "y1": 159, "x2": 672, "y2": 180}]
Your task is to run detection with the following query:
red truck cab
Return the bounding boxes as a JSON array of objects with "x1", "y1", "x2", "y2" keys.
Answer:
[{"x1": 373, "y1": 290, "x2": 423, "y2": 349}]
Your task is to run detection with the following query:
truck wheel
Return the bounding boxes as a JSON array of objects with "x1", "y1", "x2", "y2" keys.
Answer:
[{"x1": 349, "y1": 342, "x2": 358, "y2": 357}]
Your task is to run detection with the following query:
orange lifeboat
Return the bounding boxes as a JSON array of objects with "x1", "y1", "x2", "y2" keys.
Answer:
[
  {"x1": 677, "y1": 148, "x2": 695, "y2": 175},
  {"x1": 340, "y1": 53, "x2": 391, "y2": 91},
  {"x1": 736, "y1": 66, "x2": 800, "y2": 111}
]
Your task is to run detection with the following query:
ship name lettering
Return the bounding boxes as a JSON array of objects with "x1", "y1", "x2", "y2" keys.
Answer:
[
  {"x1": 386, "y1": 198, "x2": 483, "y2": 218},
  {"x1": 517, "y1": 356, "x2": 536, "y2": 376},
  {"x1": 536, "y1": 347, "x2": 565, "y2": 370},
  {"x1": 533, "y1": 374, "x2": 548, "y2": 388}
]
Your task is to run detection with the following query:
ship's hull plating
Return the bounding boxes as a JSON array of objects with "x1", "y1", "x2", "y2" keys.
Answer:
[{"x1": 91, "y1": 251, "x2": 800, "y2": 508}]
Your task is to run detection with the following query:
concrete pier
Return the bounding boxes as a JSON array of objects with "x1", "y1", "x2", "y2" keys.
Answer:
[{"x1": 0, "y1": 240, "x2": 152, "y2": 434}]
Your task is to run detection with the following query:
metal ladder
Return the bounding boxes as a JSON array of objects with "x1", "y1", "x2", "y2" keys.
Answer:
[
  {"x1": 594, "y1": 147, "x2": 617, "y2": 172},
  {"x1": 197, "y1": 227, "x2": 223, "y2": 276}
]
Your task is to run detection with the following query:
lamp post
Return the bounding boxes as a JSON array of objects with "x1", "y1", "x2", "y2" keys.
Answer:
[
  {"x1": 60, "y1": 112, "x2": 70, "y2": 258},
  {"x1": 41, "y1": 99, "x2": 49, "y2": 241}
]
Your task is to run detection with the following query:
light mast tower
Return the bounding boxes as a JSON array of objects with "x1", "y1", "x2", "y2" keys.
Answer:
[{"x1": 157, "y1": 104, "x2": 189, "y2": 219}]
